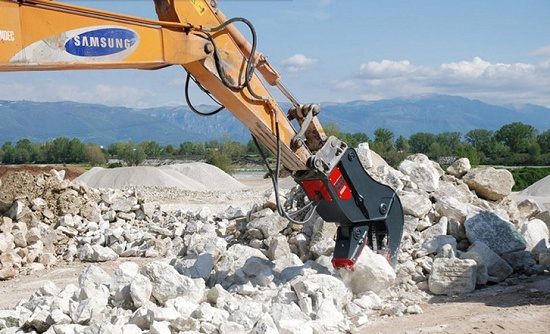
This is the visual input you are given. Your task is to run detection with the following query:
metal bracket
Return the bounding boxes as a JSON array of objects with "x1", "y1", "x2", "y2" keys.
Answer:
[
  {"x1": 307, "y1": 136, "x2": 347, "y2": 176},
  {"x1": 288, "y1": 104, "x2": 320, "y2": 149}
]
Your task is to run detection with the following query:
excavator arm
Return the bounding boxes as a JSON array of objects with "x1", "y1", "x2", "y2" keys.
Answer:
[{"x1": 0, "y1": 0, "x2": 404, "y2": 269}]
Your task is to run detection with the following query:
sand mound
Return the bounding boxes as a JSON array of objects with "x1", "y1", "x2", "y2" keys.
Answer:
[
  {"x1": 74, "y1": 166, "x2": 208, "y2": 191},
  {"x1": 160, "y1": 162, "x2": 246, "y2": 191},
  {"x1": 518, "y1": 175, "x2": 550, "y2": 197}
]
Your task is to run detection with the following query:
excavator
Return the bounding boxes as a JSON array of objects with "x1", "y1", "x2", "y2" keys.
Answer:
[{"x1": 0, "y1": 0, "x2": 404, "y2": 270}]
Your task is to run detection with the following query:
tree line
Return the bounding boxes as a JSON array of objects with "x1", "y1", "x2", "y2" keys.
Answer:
[{"x1": 1, "y1": 122, "x2": 549, "y2": 169}]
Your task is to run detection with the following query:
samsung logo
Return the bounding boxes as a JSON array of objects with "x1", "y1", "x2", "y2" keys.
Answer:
[
  {"x1": 65, "y1": 27, "x2": 138, "y2": 57},
  {"x1": 0, "y1": 30, "x2": 15, "y2": 42}
]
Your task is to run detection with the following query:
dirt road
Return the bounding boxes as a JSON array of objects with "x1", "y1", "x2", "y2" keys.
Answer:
[{"x1": 359, "y1": 275, "x2": 550, "y2": 334}]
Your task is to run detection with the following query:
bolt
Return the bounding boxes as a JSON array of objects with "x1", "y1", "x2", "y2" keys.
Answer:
[
  {"x1": 353, "y1": 228, "x2": 362, "y2": 240},
  {"x1": 291, "y1": 137, "x2": 303, "y2": 149},
  {"x1": 204, "y1": 43, "x2": 214, "y2": 54},
  {"x1": 379, "y1": 203, "x2": 388, "y2": 215},
  {"x1": 314, "y1": 158, "x2": 323, "y2": 169},
  {"x1": 348, "y1": 151, "x2": 356, "y2": 161}
]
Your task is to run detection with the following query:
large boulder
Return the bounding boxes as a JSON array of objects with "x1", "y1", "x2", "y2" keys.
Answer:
[
  {"x1": 463, "y1": 167, "x2": 514, "y2": 201},
  {"x1": 398, "y1": 154, "x2": 441, "y2": 192},
  {"x1": 459, "y1": 241, "x2": 513, "y2": 283},
  {"x1": 520, "y1": 219, "x2": 549, "y2": 257},
  {"x1": 464, "y1": 211, "x2": 527, "y2": 255},
  {"x1": 339, "y1": 247, "x2": 396, "y2": 294},
  {"x1": 428, "y1": 245, "x2": 477, "y2": 295},
  {"x1": 140, "y1": 261, "x2": 205, "y2": 305},
  {"x1": 399, "y1": 189, "x2": 432, "y2": 219}
]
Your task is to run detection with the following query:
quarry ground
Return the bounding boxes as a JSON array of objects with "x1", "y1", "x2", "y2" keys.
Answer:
[
  {"x1": 363, "y1": 275, "x2": 550, "y2": 334},
  {"x1": 1, "y1": 165, "x2": 550, "y2": 333}
]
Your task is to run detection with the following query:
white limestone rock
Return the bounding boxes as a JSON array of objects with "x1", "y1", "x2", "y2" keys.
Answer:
[
  {"x1": 292, "y1": 273, "x2": 352, "y2": 312},
  {"x1": 398, "y1": 154, "x2": 441, "y2": 192},
  {"x1": 219, "y1": 321, "x2": 246, "y2": 334},
  {"x1": 309, "y1": 238, "x2": 335, "y2": 259},
  {"x1": 416, "y1": 235, "x2": 457, "y2": 258},
  {"x1": 428, "y1": 247, "x2": 477, "y2": 295},
  {"x1": 172, "y1": 253, "x2": 214, "y2": 280},
  {"x1": 357, "y1": 142, "x2": 374, "y2": 169},
  {"x1": 339, "y1": 247, "x2": 396, "y2": 294},
  {"x1": 399, "y1": 189, "x2": 433, "y2": 219},
  {"x1": 214, "y1": 244, "x2": 268, "y2": 287},
  {"x1": 140, "y1": 261, "x2": 205, "y2": 305},
  {"x1": 111, "y1": 197, "x2": 138, "y2": 213},
  {"x1": 129, "y1": 307, "x2": 154, "y2": 330},
  {"x1": 91, "y1": 244, "x2": 119, "y2": 262},
  {"x1": 463, "y1": 167, "x2": 514, "y2": 201},
  {"x1": 185, "y1": 233, "x2": 227, "y2": 259},
  {"x1": 273, "y1": 254, "x2": 305, "y2": 282},
  {"x1": 78, "y1": 265, "x2": 112, "y2": 289},
  {"x1": 421, "y1": 217, "x2": 449, "y2": 242},
  {"x1": 69, "y1": 290, "x2": 109, "y2": 325},
  {"x1": 435, "y1": 196, "x2": 480, "y2": 224},
  {"x1": 249, "y1": 313, "x2": 279, "y2": 334},
  {"x1": 267, "y1": 235, "x2": 292, "y2": 260},
  {"x1": 247, "y1": 213, "x2": 289, "y2": 239},
  {"x1": 192, "y1": 303, "x2": 230, "y2": 328},
  {"x1": 227, "y1": 300, "x2": 264, "y2": 330},
  {"x1": 520, "y1": 219, "x2": 549, "y2": 257},
  {"x1": 269, "y1": 302, "x2": 311, "y2": 333},
  {"x1": 446, "y1": 158, "x2": 471, "y2": 178},
  {"x1": 130, "y1": 274, "x2": 153, "y2": 308}
]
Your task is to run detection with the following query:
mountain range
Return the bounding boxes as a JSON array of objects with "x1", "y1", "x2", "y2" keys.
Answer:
[{"x1": 1, "y1": 94, "x2": 549, "y2": 145}]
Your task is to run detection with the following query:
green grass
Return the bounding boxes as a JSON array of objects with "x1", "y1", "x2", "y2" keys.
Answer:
[{"x1": 508, "y1": 167, "x2": 550, "y2": 191}]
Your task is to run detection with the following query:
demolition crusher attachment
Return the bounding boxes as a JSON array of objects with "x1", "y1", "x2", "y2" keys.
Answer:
[{"x1": 295, "y1": 137, "x2": 404, "y2": 270}]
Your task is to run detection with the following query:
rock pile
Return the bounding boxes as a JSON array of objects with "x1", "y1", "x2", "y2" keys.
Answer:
[
  {"x1": 362, "y1": 152, "x2": 549, "y2": 296},
  {"x1": 1, "y1": 147, "x2": 550, "y2": 333}
]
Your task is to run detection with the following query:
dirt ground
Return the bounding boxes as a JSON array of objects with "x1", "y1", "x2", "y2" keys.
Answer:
[
  {"x1": 0, "y1": 164, "x2": 87, "y2": 181},
  {"x1": 1, "y1": 164, "x2": 550, "y2": 333},
  {"x1": 360, "y1": 275, "x2": 550, "y2": 333}
]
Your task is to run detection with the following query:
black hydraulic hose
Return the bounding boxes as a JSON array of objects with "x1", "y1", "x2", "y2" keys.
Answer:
[
  {"x1": 204, "y1": 17, "x2": 267, "y2": 100},
  {"x1": 185, "y1": 73, "x2": 225, "y2": 116},
  {"x1": 252, "y1": 116, "x2": 318, "y2": 225}
]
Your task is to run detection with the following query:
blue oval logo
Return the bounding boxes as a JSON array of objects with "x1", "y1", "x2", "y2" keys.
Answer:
[{"x1": 65, "y1": 28, "x2": 138, "y2": 57}]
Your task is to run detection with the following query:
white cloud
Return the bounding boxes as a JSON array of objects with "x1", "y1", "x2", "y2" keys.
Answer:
[
  {"x1": 0, "y1": 80, "x2": 157, "y2": 108},
  {"x1": 337, "y1": 56, "x2": 550, "y2": 107},
  {"x1": 439, "y1": 57, "x2": 534, "y2": 82},
  {"x1": 281, "y1": 54, "x2": 319, "y2": 72},
  {"x1": 531, "y1": 45, "x2": 550, "y2": 59},
  {"x1": 359, "y1": 60, "x2": 432, "y2": 78}
]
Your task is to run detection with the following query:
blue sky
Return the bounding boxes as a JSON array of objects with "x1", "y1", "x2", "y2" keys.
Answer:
[{"x1": 2, "y1": 0, "x2": 549, "y2": 108}]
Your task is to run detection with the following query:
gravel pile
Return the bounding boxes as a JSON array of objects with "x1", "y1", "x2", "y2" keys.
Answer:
[
  {"x1": 74, "y1": 163, "x2": 246, "y2": 192},
  {"x1": 160, "y1": 163, "x2": 246, "y2": 191},
  {"x1": 518, "y1": 175, "x2": 550, "y2": 197},
  {"x1": 74, "y1": 166, "x2": 206, "y2": 191}
]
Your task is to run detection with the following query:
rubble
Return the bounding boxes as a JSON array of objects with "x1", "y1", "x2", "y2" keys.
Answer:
[{"x1": 1, "y1": 152, "x2": 550, "y2": 333}]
